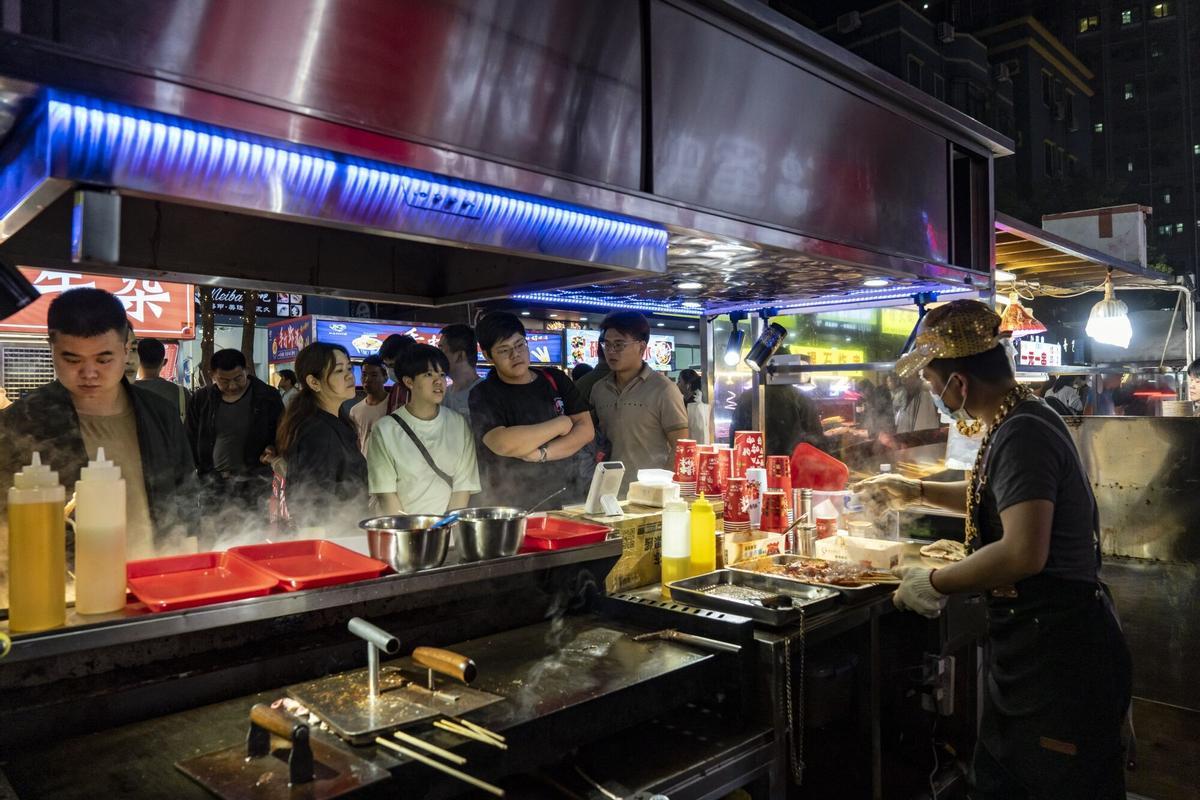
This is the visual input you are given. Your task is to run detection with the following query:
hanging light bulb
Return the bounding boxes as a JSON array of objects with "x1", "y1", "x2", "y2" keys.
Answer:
[
  {"x1": 1086, "y1": 271, "x2": 1132, "y2": 349},
  {"x1": 998, "y1": 291, "x2": 1047, "y2": 338}
]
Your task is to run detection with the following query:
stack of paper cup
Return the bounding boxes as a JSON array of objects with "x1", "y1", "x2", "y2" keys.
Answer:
[
  {"x1": 673, "y1": 439, "x2": 698, "y2": 499},
  {"x1": 723, "y1": 477, "x2": 750, "y2": 533},
  {"x1": 713, "y1": 445, "x2": 733, "y2": 491},
  {"x1": 767, "y1": 455, "x2": 793, "y2": 524},
  {"x1": 733, "y1": 431, "x2": 765, "y2": 478},
  {"x1": 698, "y1": 448, "x2": 721, "y2": 496},
  {"x1": 745, "y1": 467, "x2": 768, "y2": 530}
]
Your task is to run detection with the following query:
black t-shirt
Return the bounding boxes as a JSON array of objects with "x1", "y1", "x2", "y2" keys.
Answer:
[
  {"x1": 469, "y1": 368, "x2": 589, "y2": 508},
  {"x1": 979, "y1": 398, "x2": 1098, "y2": 583}
]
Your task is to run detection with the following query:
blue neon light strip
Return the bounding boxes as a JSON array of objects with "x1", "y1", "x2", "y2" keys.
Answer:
[
  {"x1": 510, "y1": 291, "x2": 700, "y2": 316},
  {"x1": 776, "y1": 283, "x2": 977, "y2": 313},
  {"x1": 44, "y1": 92, "x2": 667, "y2": 270}
]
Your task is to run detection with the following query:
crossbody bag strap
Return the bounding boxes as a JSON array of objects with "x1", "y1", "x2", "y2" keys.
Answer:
[{"x1": 388, "y1": 412, "x2": 453, "y2": 488}]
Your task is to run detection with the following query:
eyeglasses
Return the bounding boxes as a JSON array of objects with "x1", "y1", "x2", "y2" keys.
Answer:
[
  {"x1": 601, "y1": 338, "x2": 640, "y2": 353},
  {"x1": 491, "y1": 339, "x2": 528, "y2": 361}
]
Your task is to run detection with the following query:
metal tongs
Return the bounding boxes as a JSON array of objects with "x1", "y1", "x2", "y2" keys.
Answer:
[{"x1": 632, "y1": 629, "x2": 742, "y2": 654}]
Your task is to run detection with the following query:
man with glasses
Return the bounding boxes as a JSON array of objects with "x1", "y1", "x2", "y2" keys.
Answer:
[
  {"x1": 469, "y1": 312, "x2": 595, "y2": 508},
  {"x1": 591, "y1": 312, "x2": 689, "y2": 493}
]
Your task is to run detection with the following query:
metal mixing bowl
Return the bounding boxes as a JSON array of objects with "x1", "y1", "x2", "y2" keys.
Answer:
[
  {"x1": 455, "y1": 507, "x2": 528, "y2": 561},
  {"x1": 359, "y1": 515, "x2": 454, "y2": 574}
]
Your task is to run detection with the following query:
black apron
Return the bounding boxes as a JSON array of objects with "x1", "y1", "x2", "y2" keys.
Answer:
[{"x1": 972, "y1": 407, "x2": 1131, "y2": 800}]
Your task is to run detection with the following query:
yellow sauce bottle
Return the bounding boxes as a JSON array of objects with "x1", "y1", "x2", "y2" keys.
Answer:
[
  {"x1": 689, "y1": 493, "x2": 717, "y2": 576},
  {"x1": 8, "y1": 452, "x2": 67, "y2": 633}
]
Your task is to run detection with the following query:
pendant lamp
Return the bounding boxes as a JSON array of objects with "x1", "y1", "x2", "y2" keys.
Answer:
[
  {"x1": 998, "y1": 291, "x2": 1047, "y2": 338},
  {"x1": 1085, "y1": 271, "x2": 1132, "y2": 349}
]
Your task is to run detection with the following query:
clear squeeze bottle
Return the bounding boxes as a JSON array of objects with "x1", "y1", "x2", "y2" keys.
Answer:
[
  {"x1": 660, "y1": 499, "x2": 691, "y2": 598},
  {"x1": 689, "y1": 493, "x2": 717, "y2": 576},
  {"x1": 7, "y1": 452, "x2": 66, "y2": 632},
  {"x1": 74, "y1": 447, "x2": 128, "y2": 614}
]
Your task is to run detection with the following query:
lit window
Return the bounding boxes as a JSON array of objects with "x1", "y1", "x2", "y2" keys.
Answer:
[
  {"x1": 1121, "y1": 10, "x2": 1133, "y2": 24},
  {"x1": 1176, "y1": 222, "x2": 1184, "y2": 234},
  {"x1": 1164, "y1": 193, "x2": 1172, "y2": 204},
  {"x1": 1152, "y1": 3, "x2": 1173, "y2": 19},
  {"x1": 1124, "y1": 83, "x2": 1135, "y2": 100},
  {"x1": 1079, "y1": 15, "x2": 1100, "y2": 32},
  {"x1": 1094, "y1": 122, "x2": 1104, "y2": 133},
  {"x1": 1194, "y1": 144, "x2": 1200, "y2": 155},
  {"x1": 1127, "y1": 160, "x2": 1135, "y2": 172}
]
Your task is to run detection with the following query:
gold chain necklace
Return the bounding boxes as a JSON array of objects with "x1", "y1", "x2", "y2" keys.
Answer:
[{"x1": 964, "y1": 383, "x2": 1035, "y2": 553}]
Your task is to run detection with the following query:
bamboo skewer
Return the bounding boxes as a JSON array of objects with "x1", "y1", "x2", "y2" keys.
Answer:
[
  {"x1": 434, "y1": 719, "x2": 509, "y2": 750},
  {"x1": 447, "y1": 716, "x2": 506, "y2": 743},
  {"x1": 375, "y1": 738, "x2": 505, "y2": 797},
  {"x1": 391, "y1": 729, "x2": 467, "y2": 766}
]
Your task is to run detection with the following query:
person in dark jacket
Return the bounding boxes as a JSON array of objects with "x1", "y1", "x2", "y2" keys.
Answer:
[
  {"x1": 0, "y1": 288, "x2": 195, "y2": 558},
  {"x1": 729, "y1": 384, "x2": 826, "y2": 456},
  {"x1": 275, "y1": 342, "x2": 368, "y2": 533},
  {"x1": 186, "y1": 348, "x2": 284, "y2": 518}
]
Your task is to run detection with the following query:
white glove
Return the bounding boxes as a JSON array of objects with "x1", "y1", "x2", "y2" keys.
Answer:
[
  {"x1": 851, "y1": 474, "x2": 921, "y2": 517},
  {"x1": 892, "y1": 566, "x2": 946, "y2": 618}
]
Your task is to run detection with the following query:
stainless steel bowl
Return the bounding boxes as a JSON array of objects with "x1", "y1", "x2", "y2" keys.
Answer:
[
  {"x1": 455, "y1": 507, "x2": 528, "y2": 561},
  {"x1": 359, "y1": 515, "x2": 454, "y2": 574}
]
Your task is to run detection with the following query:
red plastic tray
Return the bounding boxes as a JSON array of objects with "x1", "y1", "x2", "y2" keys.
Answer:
[
  {"x1": 521, "y1": 516, "x2": 611, "y2": 551},
  {"x1": 227, "y1": 539, "x2": 389, "y2": 591},
  {"x1": 126, "y1": 552, "x2": 278, "y2": 612},
  {"x1": 790, "y1": 443, "x2": 850, "y2": 491}
]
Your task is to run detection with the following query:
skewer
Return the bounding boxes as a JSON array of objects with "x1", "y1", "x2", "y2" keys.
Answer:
[
  {"x1": 392, "y1": 729, "x2": 467, "y2": 765},
  {"x1": 434, "y1": 719, "x2": 509, "y2": 750},
  {"x1": 375, "y1": 738, "x2": 504, "y2": 797},
  {"x1": 446, "y1": 716, "x2": 506, "y2": 743}
]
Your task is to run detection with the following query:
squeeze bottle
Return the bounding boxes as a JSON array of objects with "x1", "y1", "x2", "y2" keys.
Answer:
[
  {"x1": 688, "y1": 494, "x2": 717, "y2": 576},
  {"x1": 74, "y1": 447, "x2": 128, "y2": 614},
  {"x1": 7, "y1": 452, "x2": 66, "y2": 632},
  {"x1": 660, "y1": 499, "x2": 691, "y2": 598}
]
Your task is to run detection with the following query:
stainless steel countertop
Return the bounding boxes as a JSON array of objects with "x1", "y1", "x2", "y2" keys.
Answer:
[{"x1": 1, "y1": 539, "x2": 622, "y2": 664}]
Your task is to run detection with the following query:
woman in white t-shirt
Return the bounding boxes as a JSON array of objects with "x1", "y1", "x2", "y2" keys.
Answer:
[
  {"x1": 367, "y1": 344, "x2": 480, "y2": 515},
  {"x1": 676, "y1": 368, "x2": 711, "y2": 445}
]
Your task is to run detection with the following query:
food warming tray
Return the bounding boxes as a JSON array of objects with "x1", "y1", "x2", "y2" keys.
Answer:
[
  {"x1": 228, "y1": 539, "x2": 388, "y2": 590},
  {"x1": 728, "y1": 554, "x2": 896, "y2": 599},
  {"x1": 667, "y1": 570, "x2": 838, "y2": 626},
  {"x1": 126, "y1": 552, "x2": 278, "y2": 612},
  {"x1": 520, "y1": 516, "x2": 611, "y2": 551}
]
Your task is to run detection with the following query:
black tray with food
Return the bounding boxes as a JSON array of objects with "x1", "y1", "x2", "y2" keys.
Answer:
[
  {"x1": 728, "y1": 555, "x2": 898, "y2": 600},
  {"x1": 667, "y1": 569, "x2": 839, "y2": 626}
]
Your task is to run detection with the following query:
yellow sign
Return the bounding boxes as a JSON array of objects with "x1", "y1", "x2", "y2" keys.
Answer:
[
  {"x1": 792, "y1": 343, "x2": 865, "y2": 366},
  {"x1": 880, "y1": 308, "x2": 919, "y2": 337}
]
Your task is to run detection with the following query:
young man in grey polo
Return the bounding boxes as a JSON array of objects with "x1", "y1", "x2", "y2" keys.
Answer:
[{"x1": 590, "y1": 311, "x2": 689, "y2": 494}]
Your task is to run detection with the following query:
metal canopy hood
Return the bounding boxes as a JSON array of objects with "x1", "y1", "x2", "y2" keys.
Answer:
[
  {"x1": 0, "y1": 0, "x2": 1009, "y2": 311},
  {"x1": 0, "y1": 92, "x2": 667, "y2": 306}
]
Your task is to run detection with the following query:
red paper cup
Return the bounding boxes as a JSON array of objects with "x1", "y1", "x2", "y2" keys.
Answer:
[
  {"x1": 698, "y1": 450, "x2": 720, "y2": 496},
  {"x1": 673, "y1": 439, "x2": 698, "y2": 484},
  {"x1": 767, "y1": 455, "x2": 793, "y2": 522},
  {"x1": 733, "y1": 431, "x2": 765, "y2": 478},
  {"x1": 815, "y1": 516, "x2": 838, "y2": 539},
  {"x1": 724, "y1": 477, "x2": 749, "y2": 522},
  {"x1": 714, "y1": 445, "x2": 732, "y2": 491},
  {"x1": 761, "y1": 489, "x2": 786, "y2": 533}
]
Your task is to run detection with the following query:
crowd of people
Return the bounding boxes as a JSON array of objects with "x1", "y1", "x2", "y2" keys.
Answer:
[{"x1": 0, "y1": 289, "x2": 719, "y2": 553}]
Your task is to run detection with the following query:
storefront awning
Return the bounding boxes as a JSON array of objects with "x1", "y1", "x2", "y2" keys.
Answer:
[{"x1": 994, "y1": 212, "x2": 1168, "y2": 290}]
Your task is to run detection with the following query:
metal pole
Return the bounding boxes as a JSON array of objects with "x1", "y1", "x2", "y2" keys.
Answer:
[
  {"x1": 700, "y1": 314, "x2": 716, "y2": 438},
  {"x1": 750, "y1": 314, "x2": 765, "y2": 435}
]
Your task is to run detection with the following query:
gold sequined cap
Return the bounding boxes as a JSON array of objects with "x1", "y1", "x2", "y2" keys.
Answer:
[{"x1": 895, "y1": 300, "x2": 1006, "y2": 378}]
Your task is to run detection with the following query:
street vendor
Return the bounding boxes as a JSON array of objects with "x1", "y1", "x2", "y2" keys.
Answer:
[{"x1": 854, "y1": 300, "x2": 1131, "y2": 800}]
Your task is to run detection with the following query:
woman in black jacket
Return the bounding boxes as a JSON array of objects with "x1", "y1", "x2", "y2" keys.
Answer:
[{"x1": 276, "y1": 343, "x2": 367, "y2": 532}]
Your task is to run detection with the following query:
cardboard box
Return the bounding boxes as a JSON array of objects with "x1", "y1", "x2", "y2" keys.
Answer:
[
  {"x1": 559, "y1": 500, "x2": 723, "y2": 593},
  {"x1": 722, "y1": 530, "x2": 787, "y2": 567}
]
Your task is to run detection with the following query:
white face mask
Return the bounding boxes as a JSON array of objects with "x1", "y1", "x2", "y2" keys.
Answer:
[{"x1": 930, "y1": 375, "x2": 975, "y2": 424}]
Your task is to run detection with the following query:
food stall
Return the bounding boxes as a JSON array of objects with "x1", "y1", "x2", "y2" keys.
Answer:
[{"x1": 0, "y1": 1, "x2": 1030, "y2": 798}]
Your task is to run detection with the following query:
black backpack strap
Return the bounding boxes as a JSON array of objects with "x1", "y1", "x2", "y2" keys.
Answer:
[{"x1": 388, "y1": 412, "x2": 453, "y2": 488}]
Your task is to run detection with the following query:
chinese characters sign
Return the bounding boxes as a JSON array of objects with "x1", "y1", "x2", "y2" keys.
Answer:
[
  {"x1": 0, "y1": 268, "x2": 195, "y2": 338},
  {"x1": 203, "y1": 288, "x2": 305, "y2": 319}
]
